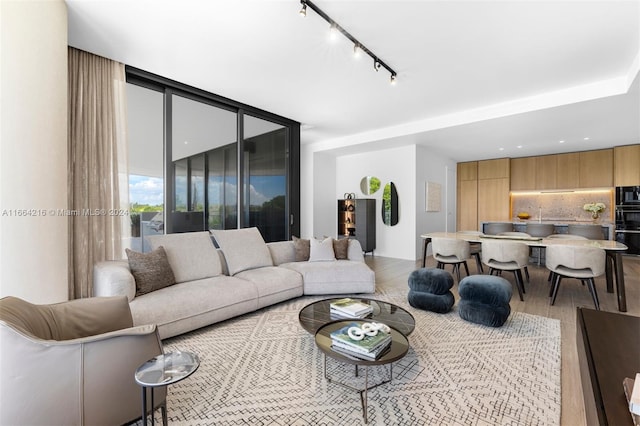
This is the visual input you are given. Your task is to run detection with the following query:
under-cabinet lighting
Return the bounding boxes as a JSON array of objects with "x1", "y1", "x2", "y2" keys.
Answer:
[{"x1": 511, "y1": 189, "x2": 613, "y2": 196}]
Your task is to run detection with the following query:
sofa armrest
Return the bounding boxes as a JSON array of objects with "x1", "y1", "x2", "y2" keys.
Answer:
[{"x1": 93, "y1": 260, "x2": 136, "y2": 302}]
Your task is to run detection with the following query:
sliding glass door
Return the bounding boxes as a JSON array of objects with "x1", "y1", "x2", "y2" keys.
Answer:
[{"x1": 126, "y1": 67, "x2": 300, "y2": 242}]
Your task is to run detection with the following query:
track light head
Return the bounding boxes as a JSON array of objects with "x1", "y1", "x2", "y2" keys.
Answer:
[
  {"x1": 299, "y1": 1, "x2": 307, "y2": 17},
  {"x1": 353, "y1": 43, "x2": 361, "y2": 58},
  {"x1": 390, "y1": 73, "x2": 397, "y2": 85},
  {"x1": 374, "y1": 59, "x2": 381, "y2": 72},
  {"x1": 329, "y1": 22, "x2": 338, "y2": 41}
]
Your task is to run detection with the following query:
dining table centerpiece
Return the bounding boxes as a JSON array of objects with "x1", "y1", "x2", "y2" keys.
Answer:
[{"x1": 583, "y1": 202, "x2": 606, "y2": 220}]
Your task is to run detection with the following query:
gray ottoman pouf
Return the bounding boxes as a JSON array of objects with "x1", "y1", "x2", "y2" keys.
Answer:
[
  {"x1": 407, "y1": 268, "x2": 455, "y2": 313},
  {"x1": 458, "y1": 275, "x2": 512, "y2": 327}
]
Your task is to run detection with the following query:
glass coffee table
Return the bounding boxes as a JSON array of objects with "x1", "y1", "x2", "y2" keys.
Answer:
[
  {"x1": 298, "y1": 297, "x2": 415, "y2": 336},
  {"x1": 315, "y1": 319, "x2": 410, "y2": 423}
]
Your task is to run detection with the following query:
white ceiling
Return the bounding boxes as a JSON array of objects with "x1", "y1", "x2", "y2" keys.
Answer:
[{"x1": 66, "y1": 0, "x2": 640, "y2": 161}]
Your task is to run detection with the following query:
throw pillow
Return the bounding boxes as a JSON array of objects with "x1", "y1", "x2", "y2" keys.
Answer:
[
  {"x1": 292, "y1": 236, "x2": 310, "y2": 261},
  {"x1": 309, "y1": 237, "x2": 336, "y2": 261},
  {"x1": 125, "y1": 246, "x2": 176, "y2": 297},
  {"x1": 211, "y1": 227, "x2": 273, "y2": 275},
  {"x1": 333, "y1": 237, "x2": 349, "y2": 260},
  {"x1": 146, "y1": 231, "x2": 222, "y2": 283}
]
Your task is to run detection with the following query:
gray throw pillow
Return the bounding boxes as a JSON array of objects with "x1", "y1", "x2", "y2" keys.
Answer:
[
  {"x1": 333, "y1": 238, "x2": 349, "y2": 260},
  {"x1": 292, "y1": 236, "x2": 310, "y2": 261},
  {"x1": 125, "y1": 246, "x2": 176, "y2": 297}
]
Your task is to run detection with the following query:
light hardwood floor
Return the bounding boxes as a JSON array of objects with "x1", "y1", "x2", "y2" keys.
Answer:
[{"x1": 364, "y1": 253, "x2": 640, "y2": 426}]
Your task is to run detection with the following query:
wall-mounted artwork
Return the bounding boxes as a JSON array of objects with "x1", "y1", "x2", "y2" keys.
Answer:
[{"x1": 425, "y1": 181, "x2": 441, "y2": 212}]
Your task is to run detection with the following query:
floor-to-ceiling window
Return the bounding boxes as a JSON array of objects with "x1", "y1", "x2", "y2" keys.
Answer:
[{"x1": 126, "y1": 67, "x2": 299, "y2": 243}]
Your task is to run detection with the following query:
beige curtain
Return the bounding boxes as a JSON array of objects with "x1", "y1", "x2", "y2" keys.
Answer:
[{"x1": 68, "y1": 47, "x2": 129, "y2": 299}]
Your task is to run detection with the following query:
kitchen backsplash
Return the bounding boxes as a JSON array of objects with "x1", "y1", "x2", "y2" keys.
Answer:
[{"x1": 511, "y1": 191, "x2": 613, "y2": 222}]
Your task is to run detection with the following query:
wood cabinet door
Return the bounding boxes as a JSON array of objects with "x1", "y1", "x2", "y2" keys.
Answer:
[
  {"x1": 536, "y1": 155, "x2": 557, "y2": 190},
  {"x1": 478, "y1": 158, "x2": 510, "y2": 179},
  {"x1": 457, "y1": 179, "x2": 478, "y2": 231},
  {"x1": 477, "y1": 178, "x2": 510, "y2": 221},
  {"x1": 579, "y1": 149, "x2": 613, "y2": 188},
  {"x1": 614, "y1": 144, "x2": 640, "y2": 186},
  {"x1": 510, "y1": 157, "x2": 537, "y2": 190},
  {"x1": 556, "y1": 152, "x2": 580, "y2": 189},
  {"x1": 457, "y1": 161, "x2": 478, "y2": 181}
]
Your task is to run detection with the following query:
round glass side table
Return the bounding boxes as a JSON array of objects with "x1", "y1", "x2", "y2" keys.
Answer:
[{"x1": 135, "y1": 351, "x2": 200, "y2": 426}]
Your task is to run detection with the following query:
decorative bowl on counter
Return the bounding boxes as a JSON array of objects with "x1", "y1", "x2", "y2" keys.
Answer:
[{"x1": 516, "y1": 212, "x2": 530, "y2": 220}]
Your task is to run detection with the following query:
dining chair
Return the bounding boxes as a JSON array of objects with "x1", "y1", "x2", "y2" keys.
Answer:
[
  {"x1": 567, "y1": 224, "x2": 604, "y2": 240},
  {"x1": 484, "y1": 222, "x2": 513, "y2": 235},
  {"x1": 525, "y1": 223, "x2": 555, "y2": 264},
  {"x1": 480, "y1": 240, "x2": 530, "y2": 301},
  {"x1": 457, "y1": 230, "x2": 484, "y2": 273},
  {"x1": 545, "y1": 245, "x2": 605, "y2": 310},
  {"x1": 497, "y1": 232, "x2": 532, "y2": 281},
  {"x1": 431, "y1": 237, "x2": 471, "y2": 281}
]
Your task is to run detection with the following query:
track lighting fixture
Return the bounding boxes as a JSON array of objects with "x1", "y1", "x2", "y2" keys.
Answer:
[{"x1": 298, "y1": 0, "x2": 397, "y2": 84}]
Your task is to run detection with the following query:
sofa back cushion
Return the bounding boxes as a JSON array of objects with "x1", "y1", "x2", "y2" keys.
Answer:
[
  {"x1": 147, "y1": 231, "x2": 222, "y2": 283},
  {"x1": 211, "y1": 227, "x2": 273, "y2": 275}
]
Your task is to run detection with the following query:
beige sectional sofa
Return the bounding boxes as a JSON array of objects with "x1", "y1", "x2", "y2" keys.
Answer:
[{"x1": 93, "y1": 228, "x2": 375, "y2": 339}]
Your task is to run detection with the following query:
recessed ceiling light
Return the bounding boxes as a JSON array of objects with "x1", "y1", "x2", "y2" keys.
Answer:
[
  {"x1": 583, "y1": 137, "x2": 590, "y2": 140},
  {"x1": 184, "y1": 141, "x2": 189, "y2": 144},
  {"x1": 499, "y1": 147, "x2": 504, "y2": 151},
  {"x1": 517, "y1": 145, "x2": 523, "y2": 149},
  {"x1": 559, "y1": 140, "x2": 565, "y2": 144}
]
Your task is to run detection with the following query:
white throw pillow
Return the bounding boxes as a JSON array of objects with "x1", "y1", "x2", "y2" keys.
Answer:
[{"x1": 309, "y1": 237, "x2": 336, "y2": 261}]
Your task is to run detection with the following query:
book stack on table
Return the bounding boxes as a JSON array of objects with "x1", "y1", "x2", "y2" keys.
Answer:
[
  {"x1": 330, "y1": 298, "x2": 373, "y2": 319},
  {"x1": 329, "y1": 322, "x2": 392, "y2": 360}
]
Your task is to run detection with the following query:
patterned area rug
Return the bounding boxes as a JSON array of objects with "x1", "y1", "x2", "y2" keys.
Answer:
[{"x1": 146, "y1": 292, "x2": 561, "y2": 425}]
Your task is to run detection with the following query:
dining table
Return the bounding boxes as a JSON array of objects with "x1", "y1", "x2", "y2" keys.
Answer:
[{"x1": 420, "y1": 232, "x2": 630, "y2": 312}]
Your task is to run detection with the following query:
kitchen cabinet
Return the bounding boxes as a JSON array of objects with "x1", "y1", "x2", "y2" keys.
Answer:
[
  {"x1": 478, "y1": 158, "x2": 509, "y2": 179},
  {"x1": 556, "y1": 152, "x2": 580, "y2": 189},
  {"x1": 614, "y1": 144, "x2": 640, "y2": 186},
  {"x1": 457, "y1": 162, "x2": 478, "y2": 231},
  {"x1": 510, "y1": 157, "x2": 537, "y2": 190},
  {"x1": 536, "y1": 155, "x2": 557, "y2": 190},
  {"x1": 579, "y1": 149, "x2": 613, "y2": 188},
  {"x1": 478, "y1": 178, "x2": 510, "y2": 221}
]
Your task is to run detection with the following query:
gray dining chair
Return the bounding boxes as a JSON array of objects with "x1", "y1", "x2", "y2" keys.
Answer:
[
  {"x1": 431, "y1": 237, "x2": 471, "y2": 281},
  {"x1": 567, "y1": 224, "x2": 604, "y2": 240},
  {"x1": 457, "y1": 230, "x2": 484, "y2": 273},
  {"x1": 481, "y1": 240, "x2": 529, "y2": 301},
  {"x1": 545, "y1": 245, "x2": 605, "y2": 310},
  {"x1": 497, "y1": 232, "x2": 532, "y2": 281},
  {"x1": 525, "y1": 223, "x2": 555, "y2": 264},
  {"x1": 484, "y1": 222, "x2": 513, "y2": 235}
]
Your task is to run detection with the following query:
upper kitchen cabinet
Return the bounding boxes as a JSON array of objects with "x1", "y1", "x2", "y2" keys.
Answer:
[
  {"x1": 478, "y1": 158, "x2": 509, "y2": 179},
  {"x1": 536, "y1": 155, "x2": 558, "y2": 190},
  {"x1": 510, "y1": 157, "x2": 537, "y2": 191},
  {"x1": 614, "y1": 144, "x2": 640, "y2": 186},
  {"x1": 556, "y1": 152, "x2": 580, "y2": 189},
  {"x1": 579, "y1": 149, "x2": 613, "y2": 188}
]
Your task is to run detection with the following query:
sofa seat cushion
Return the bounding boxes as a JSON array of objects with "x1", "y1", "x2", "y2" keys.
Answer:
[
  {"x1": 146, "y1": 231, "x2": 222, "y2": 283},
  {"x1": 129, "y1": 276, "x2": 258, "y2": 338},
  {"x1": 280, "y1": 260, "x2": 375, "y2": 295},
  {"x1": 234, "y1": 266, "x2": 303, "y2": 308}
]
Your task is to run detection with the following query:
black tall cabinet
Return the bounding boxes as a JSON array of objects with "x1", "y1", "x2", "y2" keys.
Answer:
[{"x1": 337, "y1": 198, "x2": 376, "y2": 254}]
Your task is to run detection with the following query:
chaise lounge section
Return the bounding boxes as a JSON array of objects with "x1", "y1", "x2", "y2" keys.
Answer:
[{"x1": 93, "y1": 228, "x2": 375, "y2": 339}]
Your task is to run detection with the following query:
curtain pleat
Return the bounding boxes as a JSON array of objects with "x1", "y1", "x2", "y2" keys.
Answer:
[{"x1": 68, "y1": 47, "x2": 128, "y2": 299}]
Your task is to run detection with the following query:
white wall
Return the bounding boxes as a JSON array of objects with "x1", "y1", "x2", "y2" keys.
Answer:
[
  {"x1": 335, "y1": 145, "x2": 417, "y2": 260},
  {"x1": 415, "y1": 145, "x2": 458, "y2": 257},
  {"x1": 311, "y1": 151, "x2": 337, "y2": 239},
  {"x1": 0, "y1": 0, "x2": 69, "y2": 302}
]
